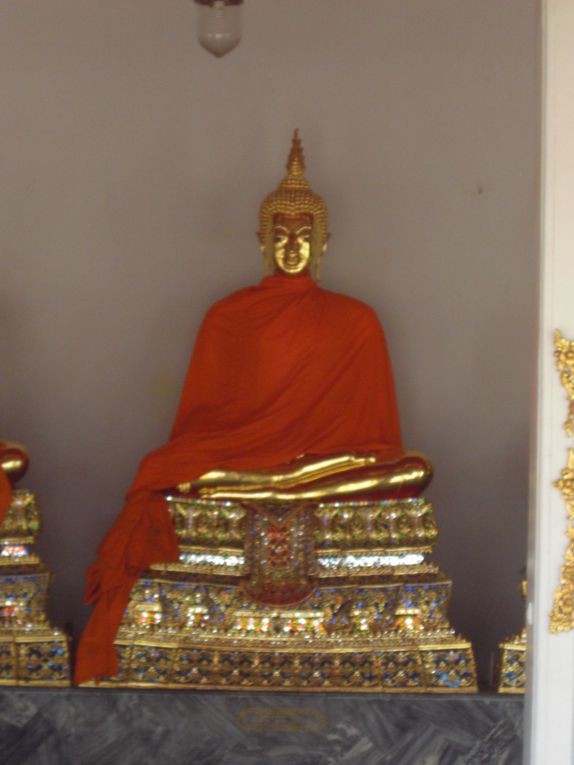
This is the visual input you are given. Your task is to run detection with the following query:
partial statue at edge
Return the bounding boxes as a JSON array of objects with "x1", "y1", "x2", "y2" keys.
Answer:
[
  {"x1": 0, "y1": 440, "x2": 71, "y2": 684},
  {"x1": 77, "y1": 131, "x2": 475, "y2": 693},
  {"x1": 0, "y1": 440, "x2": 29, "y2": 523}
]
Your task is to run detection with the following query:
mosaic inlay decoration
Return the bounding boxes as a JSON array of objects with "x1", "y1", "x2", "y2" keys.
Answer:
[
  {"x1": 0, "y1": 489, "x2": 70, "y2": 685},
  {"x1": 84, "y1": 495, "x2": 478, "y2": 692}
]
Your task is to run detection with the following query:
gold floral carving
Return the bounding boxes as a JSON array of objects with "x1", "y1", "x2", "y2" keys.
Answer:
[
  {"x1": 550, "y1": 449, "x2": 574, "y2": 632},
  {"x1": 554, "y1": 329, "x2": 574, "y2": 437},
  {"x1": 550, "y1": 329, "x2": 574, "y2": 632}
]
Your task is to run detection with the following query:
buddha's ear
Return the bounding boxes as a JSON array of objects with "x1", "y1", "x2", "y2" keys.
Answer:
[
  {"x1": 258, "y1": 229, "x2": 274, "y2": 275},
  {"x1": 322, "y1": 232, "x2": 331, "y2": 257}
]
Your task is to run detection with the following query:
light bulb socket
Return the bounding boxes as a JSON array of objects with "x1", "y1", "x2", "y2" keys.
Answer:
[
  {"x1": 195, "y1": 0, "x2": 243, "y2": 6},
  {"x1": 195, "y1": 0, "x2": 243, "y2": 58}
]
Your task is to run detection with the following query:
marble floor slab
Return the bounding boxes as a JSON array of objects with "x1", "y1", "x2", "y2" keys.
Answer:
[{"x1": 0, "y1": 688, "x2": 523, "y2": 765}]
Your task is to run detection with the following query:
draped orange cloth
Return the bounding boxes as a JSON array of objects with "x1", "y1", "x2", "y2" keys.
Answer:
[
  {"x1": 0, "y1": 466, "x2": 12, "y2": 526},
  {"x1": 75, "y1": 273, "x2": 402, "y2": 683}
]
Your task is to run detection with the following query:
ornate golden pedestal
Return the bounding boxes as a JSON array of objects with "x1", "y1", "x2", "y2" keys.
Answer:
[
  {"x1": 0, "y1": 489, "x2": 70, "y2": 685},
  {"x1": 101, "y1": 496, "x2": 476, "y2": 692},
  {"x1": 496, "y1": 579, "x2": 526, "y2": 693},
  {"x1": 496, "y1": 630, "x2": 526, "y2": 694}
]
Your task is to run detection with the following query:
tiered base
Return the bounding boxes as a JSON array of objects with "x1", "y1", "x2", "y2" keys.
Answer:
[
  {"x1": 0, "y1": 489, "x2": 70, "y2": 685},
  {"x1": 496, "y1": 579, "x2": 526, "y2": 693},
  {"x1": 497, "y1": 631, "x2": 526, "y2": 694},
  {"x1": 105, "y1": 637, "x2": 475, "y2": 692},
  {"x1": 93, "y1": 495, "x2": 476, "y2": 692},
  {"x1": 0, "y1": 628, "x2": 69, "y2": 687}
]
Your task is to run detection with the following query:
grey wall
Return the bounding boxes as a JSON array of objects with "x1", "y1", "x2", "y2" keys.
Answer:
[{"x1": 0, "y1": 0, "x2": 539, "y2": 684}]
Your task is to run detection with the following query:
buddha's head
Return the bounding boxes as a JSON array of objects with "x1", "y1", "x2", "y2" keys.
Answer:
[{"x1": 258, "y1": 130, "x2": 329, "y2": 279}]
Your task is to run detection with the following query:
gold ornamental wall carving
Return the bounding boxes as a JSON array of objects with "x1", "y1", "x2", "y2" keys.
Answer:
[
  {"x1": 550, "y1": 330, "x2": 574, "y2": 632},
  {"x1": 554, "y1": 329, "x2": 574, "y2": 437}
]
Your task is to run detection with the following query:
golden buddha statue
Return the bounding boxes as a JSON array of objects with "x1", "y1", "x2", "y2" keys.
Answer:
[
  {"x1": 174, "y1": 130, "x2": 432, "y2": 504},
  {"x1": 76, "y1": 131, "x2": 476, "y2": 692}
]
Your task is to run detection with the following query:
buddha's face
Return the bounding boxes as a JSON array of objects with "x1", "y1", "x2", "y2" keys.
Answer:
[{"x1": 271, "y1": 213, "x2": 314, "y2": 275}]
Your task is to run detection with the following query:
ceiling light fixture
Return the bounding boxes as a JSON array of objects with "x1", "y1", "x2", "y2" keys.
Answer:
[{"x1": 194, "y1": 0, "x2": 243, "y2": 59}]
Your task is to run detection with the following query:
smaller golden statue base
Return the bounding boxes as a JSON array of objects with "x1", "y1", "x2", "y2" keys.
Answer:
[
  {"x1": 94, "y1": 495, "x2": 476, "y2": 692},
  {"x1": 496, "y1": 630, "x2": 526, "y2": 694},
  {"x1": 496, "y1": 577, "x2": 526, "y2": 693},
  {"x1": 0, "y1": 489, "x2": 70, "y2": 686}
]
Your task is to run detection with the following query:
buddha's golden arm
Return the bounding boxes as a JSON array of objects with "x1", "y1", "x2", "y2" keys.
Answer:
[
  {"x1": 177, "y1": 453, "x2": 377, "y2": 494},
  {"x1": 189, "y1": 454, "x2": 432, "y2": 502}
]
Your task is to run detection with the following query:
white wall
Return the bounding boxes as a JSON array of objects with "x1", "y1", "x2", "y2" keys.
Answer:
[
  {"x1": 0, "y1": 0, "x2": 538, "y2": 682},
  {"x1": 525, "y1": 1, "x2": 574, "y2": 762}
]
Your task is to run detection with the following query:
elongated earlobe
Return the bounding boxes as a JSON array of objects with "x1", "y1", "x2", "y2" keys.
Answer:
[{"x1": 259, "y1": 229, "x2": 274, "y2": 275}]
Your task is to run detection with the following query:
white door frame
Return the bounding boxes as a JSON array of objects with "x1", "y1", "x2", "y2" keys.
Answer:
[{"x1": 524, "y1": 2, "x2": 574, "y2": 763}]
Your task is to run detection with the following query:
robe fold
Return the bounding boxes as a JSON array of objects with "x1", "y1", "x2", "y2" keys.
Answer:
[
  {"x1": 0, "y1": 466, "x2": 12, "y2": 526},
  {"x1": 75, "y1": 273, "x2": 403, "y2": 683}
]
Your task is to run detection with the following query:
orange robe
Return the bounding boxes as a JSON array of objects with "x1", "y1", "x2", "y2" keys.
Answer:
[
  {"x1": 0, "y1": 440, "x2": 17, "y2": 525},
  {"x1": 75, "y1": 273, "x2": 402, "y2": 683},
  {"x1": 0, "y1": 467, "x2": 11, "y2": 526}
]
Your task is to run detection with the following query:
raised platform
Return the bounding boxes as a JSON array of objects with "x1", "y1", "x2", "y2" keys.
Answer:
[
  {"x1": 0, "y1": 688, "x2": 523, "y2": 764},
  {"x1": 0, "y1": 489, "x2": 70, "y2": 686},
  {"x1": 497, "y1": 631, "x2": 526, "y2": 694},
  {"x1": 104, "y1": 496, "x2": 476, "y2": 692}
]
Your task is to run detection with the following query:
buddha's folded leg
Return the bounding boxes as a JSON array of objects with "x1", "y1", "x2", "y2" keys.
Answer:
[
  {"x1": 197, "y1": 452, "x2": 432, "y2": 501},
  {"x1": 178, "y1": 452, "x2": 377, "y2": 494}
]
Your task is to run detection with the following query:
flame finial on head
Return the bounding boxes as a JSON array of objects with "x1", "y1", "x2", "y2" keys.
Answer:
[
  {"x1": 259, "y1": 130, "x2": 328, "y2": 244},
  {"x1": 284, "y1": 129, "x2": 306, "y2": 184}
]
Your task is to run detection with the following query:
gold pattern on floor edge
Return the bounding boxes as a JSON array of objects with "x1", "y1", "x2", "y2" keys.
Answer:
[{"x1": 86, "y1": 640, "x2": 476, "y2": 693}]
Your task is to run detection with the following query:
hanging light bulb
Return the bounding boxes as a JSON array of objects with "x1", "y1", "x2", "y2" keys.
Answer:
[{"x1": 195, "y1": 0, "x2": 243, "y2": 59}]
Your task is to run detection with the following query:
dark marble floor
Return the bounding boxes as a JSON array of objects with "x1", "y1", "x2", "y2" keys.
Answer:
[{"x1": 0, "y1": 688, "x2": 523, "y2": 765}]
